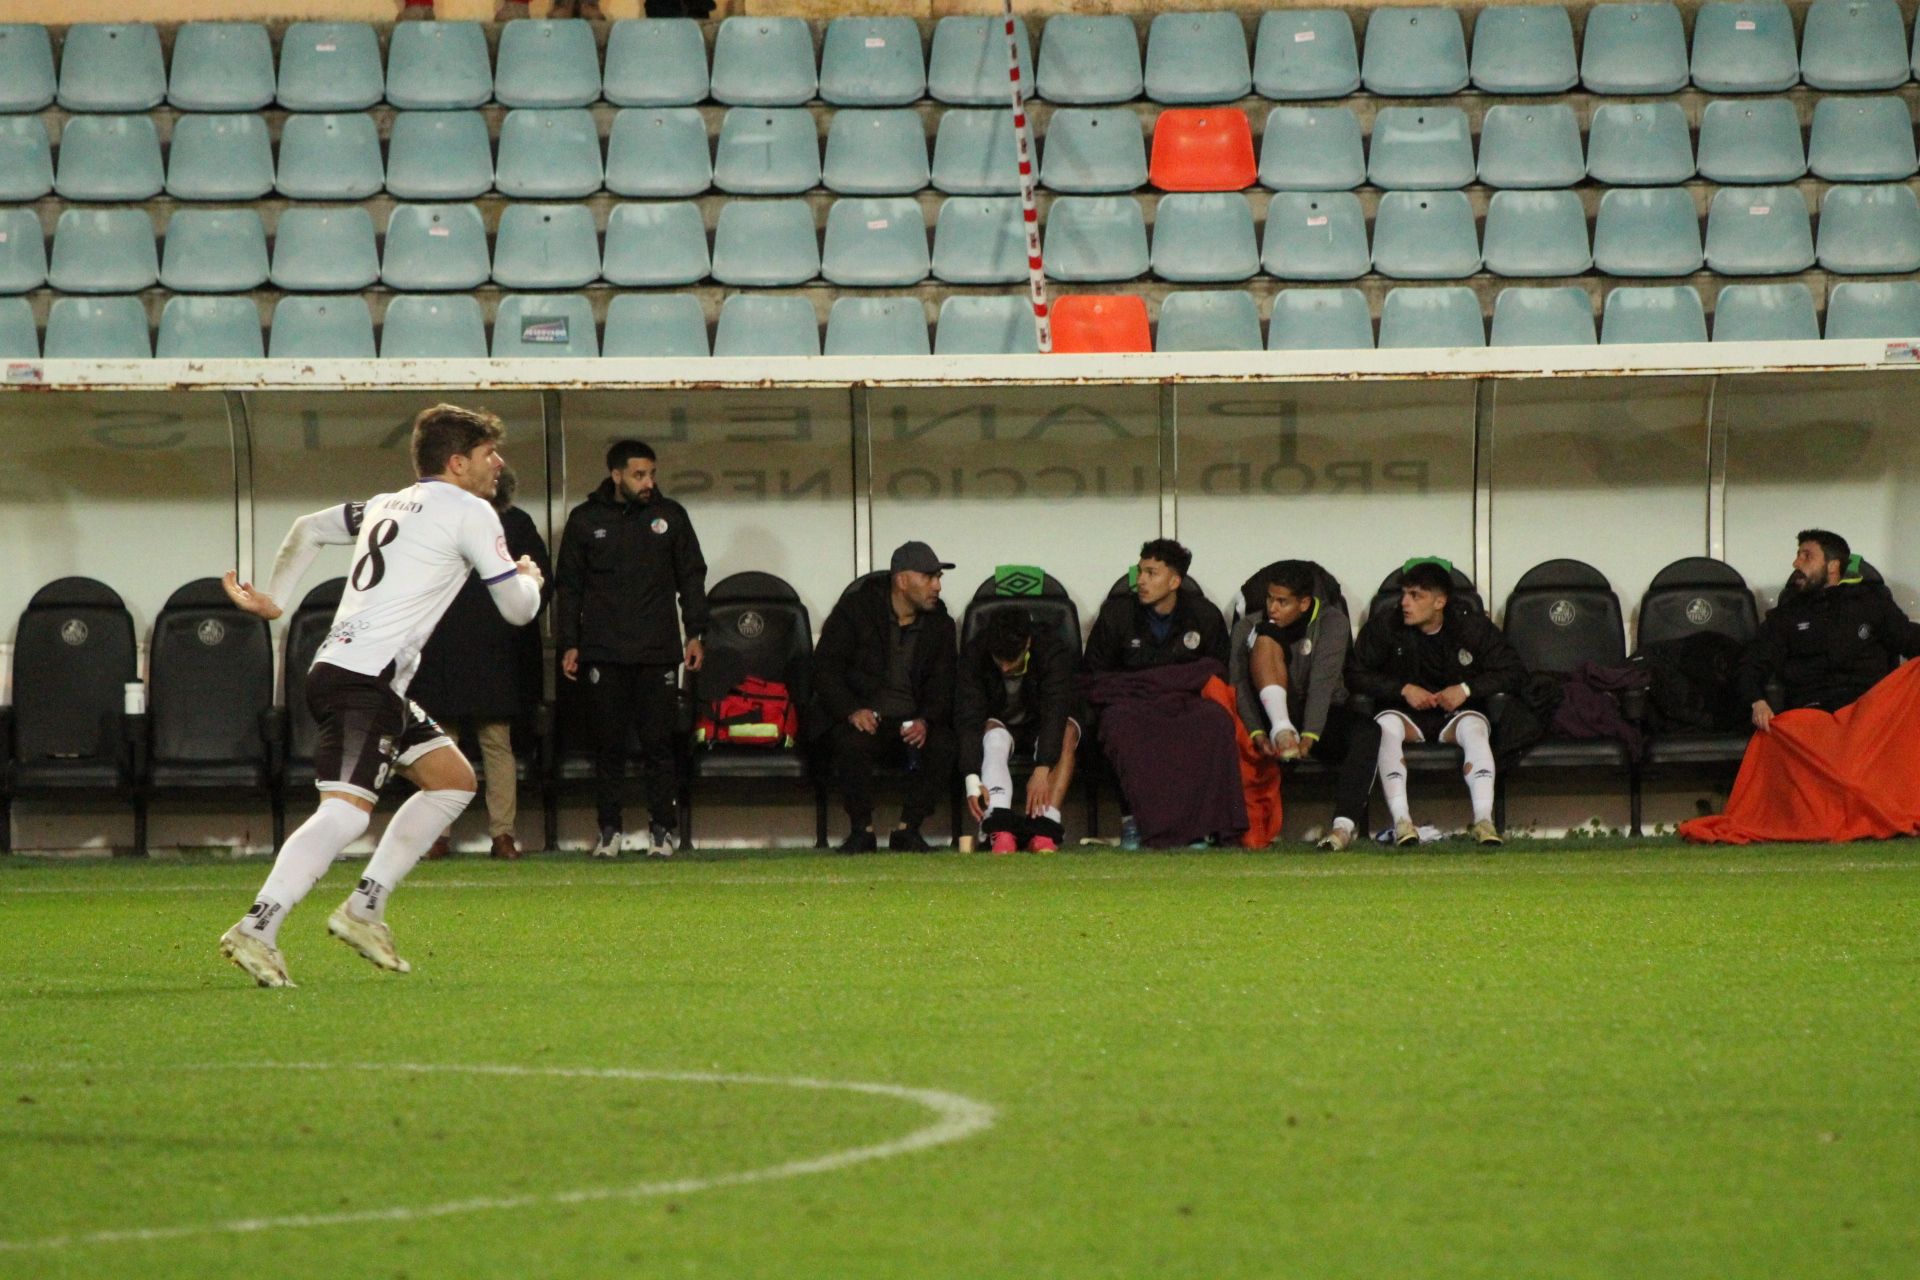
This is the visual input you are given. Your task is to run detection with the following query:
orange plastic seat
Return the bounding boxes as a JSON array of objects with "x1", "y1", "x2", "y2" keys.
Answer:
[
  {"x1": 1148, "y1": 107, "x2": 1257, "y2": 191},
  {"x1": 1051, "y1": 294, "x2": 1152, "y2": 352}
]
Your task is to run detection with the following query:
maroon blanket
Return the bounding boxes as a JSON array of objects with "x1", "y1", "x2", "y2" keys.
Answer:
[{"x1": 1080, "y1": 660, "x2": 1248, "y2": 847}]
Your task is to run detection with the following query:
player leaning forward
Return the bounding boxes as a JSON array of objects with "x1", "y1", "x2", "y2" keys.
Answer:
[{"x1": 217, "y1": 405, "x2": 544, "y2": 987}]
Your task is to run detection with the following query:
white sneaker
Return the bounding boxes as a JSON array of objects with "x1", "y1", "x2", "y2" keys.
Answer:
[
  {"x1": 591, "y1": 827, "x2": 621, "y2": 859},
  {"x1": 326, "y1": 904, "x2": 412, "y2": 974},
  {"x1": 647, "y1": 823, "x2": 678, "y2": 859},
  {"x1": 219, "y1": 924, "x2": 293, "y2": 988}
]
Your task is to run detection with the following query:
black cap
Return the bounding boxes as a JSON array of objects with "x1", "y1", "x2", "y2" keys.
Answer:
[{"x1": 889, "y1": 541, "x2": 954, "y2": 575}]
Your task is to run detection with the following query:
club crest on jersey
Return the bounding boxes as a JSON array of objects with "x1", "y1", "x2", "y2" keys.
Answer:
[
  {"x1": 1299, "y1": 638, "x2": 1313, "y2": 656},
  {"x1": 196, "y1": 619, "x2": 226, "y2": 647},
  {"x1": 59, "y1": 618, "x2": 88, "y2": 646},
  {"x1": 1458, "y1": 648, "x2": 1475, "y2": 666},
  {"x1": 1859, "y1": 624, "x2": 1873, "y2": 640},
  {"x1": 1182, "y1": 630, "x2": 1201, "y2": 650},
  {"x1": 651, "y1": 517, "x2": 669, "y2": 535},
  {"x1": 588, "y1": 667, "x2": 601, "y2": 685},
  {"x1": 495, "y1": 535, "x2": 509, "y2": 560}
]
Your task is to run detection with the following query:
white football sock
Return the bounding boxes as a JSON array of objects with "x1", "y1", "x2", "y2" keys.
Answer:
[
  {"x1": 1454, "y1": 715, "x2": 1497, "y2": 824},
  {"x1": 1376, "y1": 715, "x2": 1412, "y2": 825},
  {"x1": 240, "y1": 797, "x2": 370, "y2": 946},
  {"x1": 980, "y1": 726, "x2": 1014, "y2": 813},
  {"x1": 1331, "y1": 816, "x2": 1355, "y2": 835},
  {"x1": 1258, "y1": 686, "x2": 1295, "y2": 737},
  {"x1": 348, "y1": 789, "x2": 472, "y2": 923},
  {"x1": 1041, "y1": 805, "x2": 1062, "y2": 824}
]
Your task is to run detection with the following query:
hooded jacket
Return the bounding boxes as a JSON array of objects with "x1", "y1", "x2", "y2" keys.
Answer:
[
  {"x1": 1347, "y1": 605, "x2": 1526, "y2": 707},
  {"x1": 955, "y1": 622, "x2": 1075, "y2": 773},
  {"x1": 1738, "y1": 577, "x2": 1920, "y2": 711},
  {"x1": 813, "y1": 575, "x2": 957, "y2": 727},
  {"x1": 1082, "y1": 588, "x2": 1230, "y2": 674},
  {"x1": 1227, "y1": 599, "x2": 1351, "y2": 741},
  {"x1": 554, "y1": 478, "x2": 709, "y2": 665}
]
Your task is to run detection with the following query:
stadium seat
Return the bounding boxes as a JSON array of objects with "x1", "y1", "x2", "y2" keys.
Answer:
[
  {"x1": 168, "y1": 23, "x2": 274, "y2": 111},
  {"x1": 712, "y1": 17, "x2": 818, "y2": 107},
  {"x1": 53, "y1": 115, "x2": 163, "y2": 201},
  {"x1": 1591, "y1": 187, "x2": 1703, "y2": 276},
  {"x1": 495, "y1": 19, "x2": 601, "y2": 108},
  {"x1": 1601, "y1": 285, "x2": 1709, "y2": 343},
  {"x1": 1371, "y1": 192, "x2": 1481, "y2": 279},
  {"x1": 270, "y1": 207, "x2": 379, "y2": 292},
  {"x1": 160, "y1": 209, "x2": 269, "y2": 293},
  {"x1": 1043, "y1": 196, "x2": 1149, "y2": 282},
  {"x1": 47, "y1": 209, "x2": 157, "y2": 294},
  {"x1": 932, "y1": 110, "x2": 1020, "y2": 195},
  {"x1": 1257, "y1": 107, "x2": 1364, "y2": 191},
  {"x1": 825, "y1": 109, "x2": 929, "y2": 194},
  {"x1": 1585, "y1": 102, "x2": 1695, "y2": 186},
  {"x1": 1051, "y1": 294, "x2": 1152, "y2": 353},
  {"x1": 1040, "y1": 108, "x2": 1146, "y2": 193},
  {"x1": 1252, "y1": 11, "x2": 1361, "y2": 99},
  {"x1": 0, "y1": 24, "x2": 55, "y2": 112},
  {"x1": 1696, "y1": 99, "x2": 1806, "y2": 184},
  {"x1": 1799, "y1": 0, "x2": 1908, "y2": 90},
  {"x1": 714, "y1": 108, "x2": 821, "y2": 194},
  {"x1": 1366, "y1": 107, "x2": 1475, "y2": 190},
  {"x1": 492, "y1": 204, "x2": 602, "y2": 290},
  {"x1": 1816, "y1": 184, "x2": 1920, "y2": 274},
  {"x1": 1477, "y1": 104, "x2": 1584, "y2": 189},
  {"x1": 277, "y1": 23, "x2": 383, "y2": 111},
  {"x1": 825, "y1": 296, "x2": 931, "y2": 355},
  {"x1": 927, "y1": 16, "x2": 1031, "y2": 106},
  {"x1": 1824, "y1": 281, "x2": 1920, "y2": 338},
  {"x1": 822, "y1": 197, "x2": 930, "y2": 286},
  {"x1": 1378, "y1": 287, "x2": 1485, "y2": 347},
  {"x1": 1470, "y1": 5, "x2": 1578, "y2": 93},
  {"x1": 931, "y1": 197, "x2": 1027, "y2": 284},
  {"x1": 0, "y1": 116, "x2": 53, "y2": 201},
  {"x1": 1490, "y1": 286, "x2": 1596, "y2": 345},
  {"x1": 269, "y1": 296, "x2": 377, "y2": 358},
  {"x1": 1808, "y1": 97, "x2": 1917, "y2": 182},
  {"x1": 1261, "y1": 191, "x2": 1370, "y2": 280},
  {"x1": 1150, "y1": 193, "x2": 1259, "y2": 282},
  {"x1": 1580, "y1": 3, "x2": 1689, "y2": 94},
  {"x1": 713, "y1": 294, "x2": 820, "y2": 357},
  {"x1": 1036, "y1": 15, "x2": 1142, "y2": 104},
  {"x1": 0, "y1": 297, "x2": 37, "y2": 357},
  {"x1": 603, "y1": 19, "x2": 706, "y2": 107},
  {"x1": 1267, "y1": 288, "x2": 1374, "y2": 349},
  {"x1": 493, "y1": 294, "x2": 599, "y2": 358},
  {"x1": 1155, "y1": 290, "x2": 1262, "y2": 351},
  {"x1": 934, "y1": 295, "x2": 1039, "y2": 354},
  {"x1": 603, "y1": 293, "x2": 710, "y2": 358},
  {"x1": 165, "y1": 113, "x2": 274, "y2": 200},
  {"x1": 1712, "y1": 282, "x2": 1820, "y2": 340},
  {"x1": 1144, "y1": 12, "x2": 1252, "y2": 103},
  {"x1": 380, "y1": 295, "x2": 486, "y2": 359},
  {"x1": 43, "y1": 296, "x2": 151, "y2": 357},
  {"x1": 385, "y1": 112, "x2": 494, "y2": 200},
  {"x1": 820, "y1": 16, "x2": 925, "y2": 106},
  {"x1": 57, "y1": 23, "x2": 165, "y2": 112},
  {"x1": 711, "y1": 199, "x2": 820, "y2": 286},
  {"x1": 1149, "y1": 108, "x2": 1256, "y2": 191},
  {"x1": 381, "y1": 204, "x2": 491, "y2": 291},
  {"x1": 1691, "y1": 2, "x2": 1800, "y2": 93},
  {"x1": 1704, "y1": 186, "x2": 1814, "y2": 274},
  {"x1": 1481, "y1": 190, "x2": 1592, "y2": 277},
  {"x1": 386, "y1": 21, "x2": 493, "y2": 110},
  {"x1": 275, "y1": 113, "x2": 383, "y2": 200},
  {"x1": 497, "y1": 109, "x2": 604, "y2": 198},
  {"x1": 602, "y1": 201, "x2": 710, "y2": 286},
  {"x1": 1361, "y1": 7, "x2": 1469, "y2": 96},
  {"x1": 606, "y1": 108, "x2": 712, "y2": 197},
  {"x1": 156, "y1": 295, "x2": 263, "y2": 359},
  {"x1": 0, "y1": 207, "x2": 45, "y2": 293}
]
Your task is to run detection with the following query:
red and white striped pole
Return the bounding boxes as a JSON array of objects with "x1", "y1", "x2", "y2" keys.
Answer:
[{"x1": 1001, "y1": 0, "x2": 1052, "y2": 352}]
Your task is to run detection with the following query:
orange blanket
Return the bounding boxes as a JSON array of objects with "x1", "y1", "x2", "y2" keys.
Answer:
[
  {"x1": 1680, "y1": 658, "x2": 1920, "y2": 844},
  {"x1": 1201, "y1": 675, "x2": 1283, "y2": 848}
]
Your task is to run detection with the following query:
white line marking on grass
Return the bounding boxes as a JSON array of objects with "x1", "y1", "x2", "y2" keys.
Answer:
[{"x1": 0, "y1": 1062, "x2": 997, "y2": 1252}]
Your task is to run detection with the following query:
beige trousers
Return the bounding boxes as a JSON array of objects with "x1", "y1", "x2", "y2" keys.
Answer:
[{"x1": 476, "y1": 719, "x2": 517, "y2": 838}]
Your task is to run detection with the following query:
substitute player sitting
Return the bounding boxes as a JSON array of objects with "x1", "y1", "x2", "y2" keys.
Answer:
[
  {"x1": 216, "y1": 404, "x2": 544, "y2": 987},
  {"x1": 957, "y1": 609, "x2": 1081, "y2": 853}
]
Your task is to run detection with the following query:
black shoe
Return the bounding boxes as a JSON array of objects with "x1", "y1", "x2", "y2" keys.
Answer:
[
  {"x1": 837, "y1": 829, "x2": 877, "y2": 854},
  {"x1": 888, "y1": 826, "x2": 931, "y2": 853}
]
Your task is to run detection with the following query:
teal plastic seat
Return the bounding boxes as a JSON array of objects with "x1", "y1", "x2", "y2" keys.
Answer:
[
  {"x1": 927, "y1": 16, "x2": 1031, "y2": 106},
  {"x1": 1824, "y1": 281, "x2": 1920, "y2": 338},
  {"x1": 1692, "y1": 2, "x2": 1799, "y2": 93},
  {"x1": 713, "y1": 294, "x2": 820, "y2": 357},
  {"x1": 820, "y1": 17, "x2": 925, "y2": 106},
  {"x1": 1580, "y1": 3, "x2": 1689, "y2": 94},
  {"x1": 495, "y1": 19, "x2": 601, "y2": 108},
  {"x1": 44, "y1": 296, "x2": 150, "y2": 358},
  {"x1": 1043, "y1": 196, "x2": 1149, "y2": 282},
  {"x1": 1592, "y1": 187, "x2": 1703, "y2": 276},
  {"x1": 1258, "y1": 107, "x2": 1364, "y2": 190},
  {"x1": 934, "y1": 295, "x2": 1039, "y2": 354},
  {"x1": 1470, "y1": 5, "x2": 1577, "y2": 93},
  {"x1": 1155, "y1": 290, "x2": 1262, "y2": 351},
  {"x1": 1491, "y1": 286, "x2": 1595, "y2": 345},
  {"x1": 1602, "y1": 286, "x2": 1708, "y2": 343},
  {"x1": 270, "y1": 296, "x2": 376, "y2": 358},
  {"x1": 1696, "y1": 99, "x2": 1806, "y2": 184},
  {"x1": 1482, "y1": 190, "x2": 1591, "y2": 277},
  {"x1": 386, "y1": 21, "x2": 493, "y2": 110},
  {"x1": 0, "y1": 297, "x2": 38, "y2": 357},
  {"x1": 493, "y1": 294, "x2": 598, "y2": 358},
  {"x1": 165, "y1": 113, "x2": 274, "y2": 200},
  {"x1": 380, "y1": 295, "x2": 486, "y2": 359},
  {"x1": 1362, "y1": 7, "x2": 1469, "y2": 96},
  {"x1": 0, "y1": 117, "x2": 53, "y2": 200},
  {"x1": 1586, "y1": 102, "x2": 1695, "y2": 186},
  {"x1": 385, "y1": 111, "x2": 494, "y2": 200},
  {"x1": 825, "y1": 296, "x2": 931, "y2": 355},
  {"x1": 932, "y1": 197, "x2": 1026, "y2": 284},
  {"x1": 602, "y1": 201, "x2": 709, "y2": 286},
  {"x1": 1037, "y1": 15, "x2": 1142, "y2": 104},
  {"x1": 606, "y1": 108, "x2": 712, "y2": 197},
  {"x1": 605, "y1": 19, "x2": 708, "y2": 107},
  {"x1": 53, "y1": 115, "x2": 163, "y2": 200},
  {"x1": 1261, "y1": 191, "x2": 1369, "y2": 280},
  {"x1": 1713, "y1": 283, "x2": 1819, "y2": 341},
  {"x1": 710, "y1": 199, "x2": 819, "y2": 286},
  {"x1": 711, "y1": 17, "x2": 817, "y2": 107},
  {"x1": 1800, "y1": 0, "x2": 1907, "y2": 90},
  {"x1": 1150, "y1": 193, "x2": 1258, "y2": 282},
  {"x1": 1269, "y1": 288, "x2": 1373, "y2": 349},
  {"x1": 48, "y1": 209, "x2": 157, "y2": 294},
  {"x1": 604, "y1": 293, "x2": 710, "y2": 358},
  {"x1": 381, "y1": 204, "x2": 491, "y2": 291},
  {"x1": 1144, "y1": 12, "x2": 1251, "y2": 104},
  {"x1": 1477, "y1": 104, "x2": 1584, "y2": 189},
  {"x1": 496, "y1": 108, "x2": 604, "y2": 198},
  {"x1": 1366, "y1": 106, "x2": 1474, "y2": 190},
  {"x1": 714, "y1": 108, "x2": 820, "y2": 194},
  {"x1": 0, "y1": 206, "x2": 44, "y2": 293},
  {"x1": 1371, "y1": 191, "x2": 1481, "y2": 279},
  {"x1": 270, "y1": 207, "x2": 379, "y2": 291},
  {"x1": 1253, "y1": 11, "x2": 1361, "y2": 99},
  {"x1": 822, "y1": 197, "x2": 929, "y2": 286},
  {"x1": 277, "y1": 23, "x2": 383, "y2": 111},
  {"x1": 168, "y1": 23, "x2": 274, "y2": 111},
  {"x1": 157, "y1": 296, "x2": 263, "y2": 359},
  {"x1": 0, "y1": 25, "x2": 55, "y2": 111},
  {"x1": 1704, "y1": 186, "x2": 1813, "y2": 275},
  {"x1": 825, "y1": 109, "x2": 929, "y2": 194},
  {"x1": 1817, "y1": 184, "x2": 1920, "y2": 274},
  {"x1": 1808, "y1": 97, "x2": 1917, "y2": 182},
  {"x1": 57, "y1": 23, "x2": 164, "y2": 112},
  {"x1": 1378, "y1": 287, "x2": 1485, "y2": 347},
  {"x1": 160, "y1": 209, "x2": 268, "y2": 293},
  {"x1": 1040, "y1": 108, "x2": 1145, "y2": 193},
  {"x1": 275, "y1": 113, "x2": 383, "y2": 200},
  {"x1": 491, "y1": 203, "x2": 602, "y2": 290},
  {"x1": 932, "y1": 110, "x2": 1020, "y2": 195}
]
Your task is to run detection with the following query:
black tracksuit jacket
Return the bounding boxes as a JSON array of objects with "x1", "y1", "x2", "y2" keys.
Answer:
[
  {"x1": 1081, "y1": 590, "x2": 1231, "y2": 673},
  {"x1": 813, "y1": 576, "x2": 957, "y2": 727},
  {"x1": 554, "y1": 479, "x2": 709, "y2": 665},
  {"x1": 1347, "y1": 607, "x2": 1527, "y2": 706},
  {"x1": 1737, "y1": 579, "x2": 1920, "y2": 711}
]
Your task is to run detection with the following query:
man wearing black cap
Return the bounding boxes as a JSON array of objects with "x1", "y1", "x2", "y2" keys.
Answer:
[{"x1": 814, "y1": 542, "x2": 959, "y2": 852}]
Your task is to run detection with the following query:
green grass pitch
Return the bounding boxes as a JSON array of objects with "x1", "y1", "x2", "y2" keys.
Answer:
[{"x1": 3, "y1": 843, "x2": 1917, "y2": 1279}]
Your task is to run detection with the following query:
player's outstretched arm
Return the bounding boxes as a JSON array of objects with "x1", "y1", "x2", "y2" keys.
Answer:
[{"x1": 237, "y1": 505, "x2": 361, "y2": 622}]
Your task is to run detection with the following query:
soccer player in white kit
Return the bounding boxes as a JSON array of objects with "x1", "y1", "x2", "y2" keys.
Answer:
[{"x1": 217, "y1": 405, "x2": 544, "y2": 987}]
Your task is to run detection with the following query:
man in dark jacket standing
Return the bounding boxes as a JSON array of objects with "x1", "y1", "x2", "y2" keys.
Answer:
[
  {"x1": 815, "y1": 542, "x2": 958, "y2": 853},
  {"x1": 555, "y1": 440, "x2": 709, "y2": 859},
  {"x1": 956, "y1": 609, "x2": 1079, "y2": 853}
]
